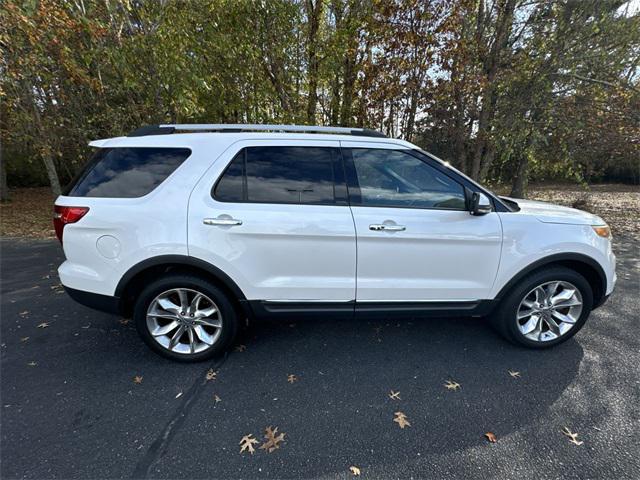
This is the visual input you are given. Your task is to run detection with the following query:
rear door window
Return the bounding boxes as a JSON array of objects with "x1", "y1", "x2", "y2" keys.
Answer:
[
  {"x1": 214, "y1": 146, "x2": 338, "y2": 204},
  {"x1": 65, "y1": 147, "x2": 191, "y2": 198}
]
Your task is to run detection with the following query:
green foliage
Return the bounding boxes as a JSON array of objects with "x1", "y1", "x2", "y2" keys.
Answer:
[{"x1": 1, "y1": 0, "x2": 638, "y2": 195}]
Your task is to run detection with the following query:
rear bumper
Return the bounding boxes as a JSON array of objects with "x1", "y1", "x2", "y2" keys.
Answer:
[{"x1": 64, "y1": 286, "x2": 121, "y2": 315}]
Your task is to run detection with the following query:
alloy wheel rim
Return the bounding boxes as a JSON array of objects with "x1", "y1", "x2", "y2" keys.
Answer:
[
  {"x1": 146, "y1": 288, "x2": 222, "y2": 354},
  {"x1": 516, "y1": 280, "x2": 583, "y2": 342}
]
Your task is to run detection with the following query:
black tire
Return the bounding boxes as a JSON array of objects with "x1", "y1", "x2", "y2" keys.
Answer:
[
  {"x1": 133, "y1": 274, "x2": 239, "y2": 362},
  {"x1": 490, "y1": 266, "x2": 593, "y2": 348}
]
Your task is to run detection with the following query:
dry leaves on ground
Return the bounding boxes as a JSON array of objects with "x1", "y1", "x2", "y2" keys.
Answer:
[
  {"x1": 27, "y1": 361, "x2": 37, "y2": 367},
  {"x1": 287, "y1": 374, "x2": 298, "y2": 384},
  {"x1": 37, "y1": 322, "x2": 49, "y2": 329},
  {"x1": 133, "y1": 375, "x2": 143, "y2": 384},
  {"x1": 508, "y1": 370, "x2": 521, "y2": 378},
  {"x1": 239, "y1": 434, "x2": 259, "y2": 454},
  {"x1": 388, "y1": 390, "x2": 401, "y2": 400},
  {"x1": 206, "y1": 369, "x2": 217, "y2": 381},
  {"x1": 562, "y1": 427, "x2": 584, "y2": 445},
  {"x1": 393, "y1": 411, "x2": 411, "y2": 429},
  {"x1": 444, "y1": 380, "x2": 461, "y2": 391},
  {"x1": 260, "y1": 426, "x2": 285, "y2": 453},
  {"x1": 213, "y1": 394, "x2": 221, "y2": 403},
  {"x1": 349, "y1": 466, "x2": 361, "y2": 476},
  {"x1": 484, "y1": 432, "x2": 497, "y2": 443}
]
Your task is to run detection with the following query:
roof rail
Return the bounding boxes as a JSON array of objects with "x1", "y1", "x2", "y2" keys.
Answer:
[{"x1": 127, "y1": 124, "x2": 387, "y2": 138}]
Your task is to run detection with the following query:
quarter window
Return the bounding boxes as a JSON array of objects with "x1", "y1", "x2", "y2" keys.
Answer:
[
  {"x1": 349, "y1": 149, "x2": 466, "y2": 210},
  {"x1": 214, "y1": 146, "x2": 337, "y2": 204},
  {"x1": 66, "y1": 147, "x2": 191, "y2": 198}
]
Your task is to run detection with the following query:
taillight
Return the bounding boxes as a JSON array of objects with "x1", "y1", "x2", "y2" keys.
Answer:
[{"x1": 53, "y1": 205, "x2": 89, "y2": 243}]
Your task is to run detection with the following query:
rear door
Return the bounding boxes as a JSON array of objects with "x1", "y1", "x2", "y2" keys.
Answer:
[
  {"x1": 188, "y1": 139, "x2": 356, "y2": 304},
  {"x1": 341, "y1": 142, "x2": 502, "y2": 303}
]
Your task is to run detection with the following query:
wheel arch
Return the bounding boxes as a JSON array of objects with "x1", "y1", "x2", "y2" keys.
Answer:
[
  {"x1": 115, "y1": 255, "x2": 250, "y2": 318},
  {"x1": 495, "y1": 253, "x2": 606, "y2": 308}
]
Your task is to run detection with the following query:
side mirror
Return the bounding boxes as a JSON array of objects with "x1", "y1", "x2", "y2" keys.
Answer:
[{"x1": 469, "y1": 191, "x2": 492, "y2": 216}]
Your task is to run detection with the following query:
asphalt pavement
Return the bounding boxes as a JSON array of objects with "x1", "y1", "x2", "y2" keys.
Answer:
[{"x1": 1, "y1": 237, "x2": 638, "y2": 479}]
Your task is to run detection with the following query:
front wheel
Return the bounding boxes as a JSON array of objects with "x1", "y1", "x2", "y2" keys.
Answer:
[
  {"x1": 133, "y1": 274, "x2": 239, "y2": 362},
  {"x1": 491, "y1": 267, "x2": 593, "y2": 348}
]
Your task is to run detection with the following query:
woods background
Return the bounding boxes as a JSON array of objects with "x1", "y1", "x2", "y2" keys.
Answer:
[{"x1": 1, "y1": 0, "x2": 639, "y2": 202}]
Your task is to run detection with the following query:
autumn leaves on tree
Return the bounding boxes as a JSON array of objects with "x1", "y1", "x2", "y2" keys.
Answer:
[{"x1": 1, "y1": 0, "x2": 638, "y2": 202}]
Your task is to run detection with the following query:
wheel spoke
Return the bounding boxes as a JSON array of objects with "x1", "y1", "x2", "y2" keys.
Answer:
[
  {"x1": 157, "y1": 297, "x2": 181, "y2": 314},
  {"x1": 150, "y1": 320, "x2": 179, "y2": 336},
  {"x1": 551, "y1": 288, "x2": 576, "y2": 306},
  {"x1": 195, "y1": 306, "x2": 217, "y2": 318},
  {"x1": 545, "y1": 282, "x2": 560, "y2": 302},
  {"x1": 189, "y1": 293, "x2": 203, "y2": 315},
  {"x1": 195, "y1": 316, "x2": 222, "y2": 328},
  {"x1": 520, "y1": 315, "x2": 540, "y2": 335},
  {"x1": 194, "y1": 325, "x2": 215, "y2": 344},
  {"x1": 551, "y1": 310, "x2": 577, "y2": 324},
  {"x1": 177, "y1": 290, "x2": 189, "y2": 311},
  {"x1": 534, "y1": 287, "x2": 546, "y2": 304},
  {"x1": 518, "y1": 308, "x2": 535, "y2": 320},
  {"x1": 187, "y1": 328, "x2": 196, "y2": 354},
  {"x1": 544, "y1": 316, "x2": 561, "y2": 335},
  {"x1": 168, "y1": 325, "x2": 186, "y2": 350},
  {"x1": 148, "y1": 311, "x2": 179, "y2": 321}
]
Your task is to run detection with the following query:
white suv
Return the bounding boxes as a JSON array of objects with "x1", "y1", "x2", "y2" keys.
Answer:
[{"x1": 55, "y1": 124, "x2": 616, "y2": 361}]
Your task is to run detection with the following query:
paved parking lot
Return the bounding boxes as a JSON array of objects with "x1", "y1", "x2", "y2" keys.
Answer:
[{"x1": 1, "y1": 237, "x2": 638, "y2": 479}]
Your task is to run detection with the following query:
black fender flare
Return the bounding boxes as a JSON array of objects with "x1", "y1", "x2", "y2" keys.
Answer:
[
  {"x1": 494, "y1": 252, "x2": 607, "y2": 304},
  {"x1": 115, "y1": 254, "x2": 247, "y2": 302}
]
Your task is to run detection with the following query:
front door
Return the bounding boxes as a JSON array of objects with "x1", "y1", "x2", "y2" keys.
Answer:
[{"x1": 341, "y1": 142, "x2": 502, "y2": 303}]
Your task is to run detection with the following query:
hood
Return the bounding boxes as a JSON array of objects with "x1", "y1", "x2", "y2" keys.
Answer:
[{"x1": 501, "y1": 197, "x2": 605, "y2": 226}]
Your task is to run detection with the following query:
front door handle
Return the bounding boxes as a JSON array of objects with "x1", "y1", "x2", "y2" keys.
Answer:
[
  {"x1": 369, "y1": 224, "x2": 406, "y2": 232},
  {"x1": 203, "y1": 218, "x2": 243, "y2": 226}
]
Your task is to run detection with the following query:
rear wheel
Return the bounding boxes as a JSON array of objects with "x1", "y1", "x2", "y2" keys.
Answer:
[
  {"x1": 133, "y1": 275, "x2": 239, "y2": 361},
  {"x1": 491, "y1": 267, "x2": 593, "y2": 348}
]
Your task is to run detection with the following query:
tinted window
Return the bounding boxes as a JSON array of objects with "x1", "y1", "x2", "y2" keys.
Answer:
[
  {"x1": 213, "y1": 151, "x2": 245, "y2": 202},
  {"x1": 67, "y1": 147, "x2": 191, "y2": 198},
  {"x1": 350, "y1": 149, "x2": 466, "y2": 209},
  {"x1": 214, "y1": 147, "x2": 336, "y2": 204}
]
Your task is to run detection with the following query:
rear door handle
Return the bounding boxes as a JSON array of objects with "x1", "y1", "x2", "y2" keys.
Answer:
[
  {"x1": 203, "y1": 218, "x2": 243, "y2": 226},
  {"x1": 369, "y1": 224, "x2": 406, "y2": 231}
]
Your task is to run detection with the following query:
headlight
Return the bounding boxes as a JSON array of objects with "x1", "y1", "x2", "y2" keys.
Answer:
[{"x1": 592, "y1": 225, "x2": 611, "y2": 239}]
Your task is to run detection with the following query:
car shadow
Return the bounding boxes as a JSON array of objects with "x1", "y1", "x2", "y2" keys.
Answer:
[{"x1": 196, "y1": 313, "x2": 585, "y2": 476}]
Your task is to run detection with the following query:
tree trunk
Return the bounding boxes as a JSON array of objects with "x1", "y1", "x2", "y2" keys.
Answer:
[
  {"x1": 0, "y1": 152, "x2": 9, "y2": 202},
  {"x1": 340, "y1": 54, "x2": 356, "y2": 126},
  {"x1": 305, "y1": 0, "x2": 323, "y2": 124},
  {"x1": 43, "y1": 154, "x2": 62, "y2": 196},
  {"x1": 510, "y1": 154, "x2": 529, "y2": 198}
]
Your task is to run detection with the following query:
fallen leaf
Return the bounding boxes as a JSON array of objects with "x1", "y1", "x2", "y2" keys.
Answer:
[
  {"x1": 27, "y1": 361, "x2": 37, "y2": 367},
  {"x1": 37, "y1": 322, "x2": 49, "y2": 329},
  {"x1": 508, "y1": 370, "x2": 521, "y2": 378},
  {"x1": 175, "y1": 392, "x2": 183, "y2": 399},
  {"x1": 287, "y1": 374, "x2": 298, "y2": 384},
  {"x1": 239, "y1": 434, "x2": 259, "y2": 454},
  {"x1": 119, "y1": 318, "x2": 130, "y2": 326},
  {"x1": 20, "y1": 337, "x2": 30, "y2": 342},
  {"x1": 388, "y1": 390, "x2": 401, "y2": 400},
  {"x1": 213, "y1": 394, "x2": 221, "y2": 403},
  {"x1": 206, "y1": 369, "x2": 217, "y2": 381},
  {"x1": 349, "y1": 466, "x2": 361, "y2": 476},
  {"x1": 444, "y1": 380, "x2": 461, "y2": 391},
  {"x1": 19, "y1": 310, "x2": 29, "y2": 318},
  {"x1": 260, "y1": 426, "x2": 285, "y2": 453},
  {"x1": 133, "y1": 375, "x2": 143, "y2": 384},
  {"x1": 485, "y1": 432, "x2": 497, "y2": 443},
  {"x1": 562, "y1": 427, "x2": 584, "y2": 445},
  {"x1": 235, "y1": 344, "x2": 246, "y2": 352},
  {"x1": 393, "y1": 411, "x2": 411, "y2": 429}
]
